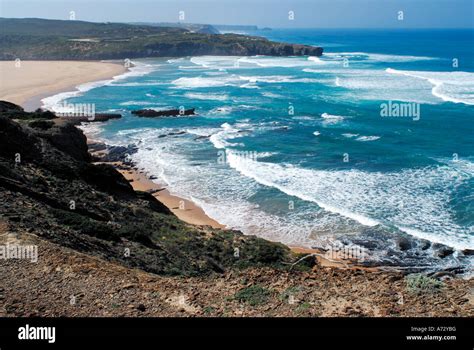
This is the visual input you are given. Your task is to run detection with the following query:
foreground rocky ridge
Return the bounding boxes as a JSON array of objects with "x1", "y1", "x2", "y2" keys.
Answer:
[{"x1": 1, "y1": 231, "x2": 472, "y2": 317}]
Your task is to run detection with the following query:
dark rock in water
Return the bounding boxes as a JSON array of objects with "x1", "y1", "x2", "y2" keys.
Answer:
[
  {"x1": 60, "y1": 113, "x2": 122, "y2": 124},
  {"x1": 168, "y1": 131, "x2": 186, "y2": 136},
  {"x1": 396, "y1": 237, "x2": 412, "y2": 251},
  {"x1": 419, "y1": 240, "x2": 431, "y2": 250},
  {"x1": 432, "y1": 244, "x2": 455, "y2": 258},
  {"x1": 462, "y1": 249, "x2": 474, "y2": 256},
  {"x1": 158, "y1": 131, "x2": 186, "y2": 138},
  {"x1": 331, "y1": 226, "x2": 467, "y2": 273},
  {"x1": 101, "y1": 145, "x2": 138, "y2": 162},
  {"x1": 194, "y1": 135, "x2": 210, "y2": 141},
  {"x1": 132, "y1": 108, "x2": 195, "y2": 117},
  {"x1": 88, "y1": 142, "x2": 107, "y2": 152},
  {"x1": 159, "y1": 131, "x2": 187, "y2": 138}
]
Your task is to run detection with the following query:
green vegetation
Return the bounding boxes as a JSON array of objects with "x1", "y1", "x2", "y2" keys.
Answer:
[
  {"x1": 234, "y1": 285, "x2": 272, "y2": 306},
  {"x1": 296, "y1": 302, "x2": 312, "y2": 314},
  {"x1": 0, "y1": 18, "x2": 322, "y2": 60},
  {"x1": 406, "y1": 274, "x2": 444, "y2": 295}
]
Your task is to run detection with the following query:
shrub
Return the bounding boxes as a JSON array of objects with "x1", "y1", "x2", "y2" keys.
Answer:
[
  {"x1": 234, "y1": 285, "x2": 272, "y2": 306},
  {"x1": 406, "y1": 274, "x2": 444, "y2": 294}
]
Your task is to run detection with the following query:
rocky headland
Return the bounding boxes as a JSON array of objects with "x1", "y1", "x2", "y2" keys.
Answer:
[{"x1": 0, "y1": 18, "x2": 323, "y2": 60}]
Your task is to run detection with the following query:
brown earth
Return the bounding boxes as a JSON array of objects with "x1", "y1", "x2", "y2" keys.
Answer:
[{"x1": 1, "y1": 227, "x2": 472, "y2": 317}]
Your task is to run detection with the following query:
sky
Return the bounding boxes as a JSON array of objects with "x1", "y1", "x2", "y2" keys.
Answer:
[{"x1": 0, "y1": 0, "x2": 473, "y2": 28}]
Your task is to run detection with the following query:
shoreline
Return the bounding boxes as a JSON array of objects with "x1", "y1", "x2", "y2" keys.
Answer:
[
  {"x1": 87, "y1": 140, "x2": 372, "y2": 269},
  {"x1": 8, "y1": 60, "x2": 464, "y2": 273},
  {"x1": 0, "y1": 60, "x2": 127, "y2": 111},
  {"x1": 113, "y1": 158, "x2": 225, "y2": 229}
]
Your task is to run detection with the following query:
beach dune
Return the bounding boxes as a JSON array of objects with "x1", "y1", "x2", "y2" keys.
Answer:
[{"x1": 0, "y1": 60, "x2": 126, "y2": 110}]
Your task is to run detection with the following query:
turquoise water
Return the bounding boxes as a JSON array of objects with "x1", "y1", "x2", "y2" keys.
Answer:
[{"x1": 48, "y1": 29, "x2": 474, "y2": 269}]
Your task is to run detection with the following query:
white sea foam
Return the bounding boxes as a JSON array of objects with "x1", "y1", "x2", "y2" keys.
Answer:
[
  {"x1": 190, "y1": 56, "x2": 241, "y2": 69},
  {"x1": 172, "y1": 75, "x2": 238, "y2": 88},
  {"x1": 119, "y1": 101, "x2": 166, "y2": 106},
  {"x1": 209, "y1": 123, "x2": 245, "y2": 149},
  {"x1": 386, "y1": 68, "x2": 474, "y2": 106},
  {"x1": 109, "y1": 81, "x2": 165, "y2": 87},
  {"x1": 239, "y1": 83, "x2": 260, "y2": 89},
  {"x1": 356, "y1": 135, "x2": 381, "y2": 142},
  {"x1": 238, "y1": 56, "x2": 326, "y2": 68},
  {"x1": 225, "y1": 153, "x2": 474, "y2": 250},
  {"x1": 308, "y1": 56, "x2": 326, "y2": 64},
  {"x1": 325, "y1": 52, "x2": 437, "y2": 63},
  {"x1": 106, "y1": 123, "x2": 473, "y2": 252},
  {"x1": 321, "y1": 112, "x2": 345, "y2": 121},
  {"x1": 313, "y1": 131, "x2": 321, "y2": 136},
  {"x1": 304, "y1": 68, "x2": 441, "y2": 104},
  {"x1": 167, "y1": 58, "x2": 184, "y2": 63},
  {"x1": 207, "y1": 106, "x2": 233, "y2": 115},
  {"x1": 239, "y1": 75, "x2": 320, "y2": 84},
  {"x1": 342, "y1": 133, "x2": 359, "y2": 138},
  {"x1": 184, "y1": 92, "x2": 230, "y2": 101},
  {"x1": 262, "y1": 92, "x2": 285, "y2": 99}
]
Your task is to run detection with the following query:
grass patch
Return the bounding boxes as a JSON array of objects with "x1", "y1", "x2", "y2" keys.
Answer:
[
  {"x1": 296, "y1": 302, "x2": 311, "y2": 314},
  {"x1": 203, "y1": 306, "x2": 216, "y2": 315},
  {"x1": 234, "y1": 285, "x2": 272, "y2": 306},
  {"x1": 406, "y1": 274, "x2": 444, "y2": 295}
]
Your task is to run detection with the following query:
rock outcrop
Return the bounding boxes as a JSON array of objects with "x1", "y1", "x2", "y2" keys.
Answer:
[{"x1": 131, "y1": 108, "x2": 196, "y2": 117}]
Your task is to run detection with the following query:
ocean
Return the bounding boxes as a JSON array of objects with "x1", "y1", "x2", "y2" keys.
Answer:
[{"x1": 44, "y1": 28, "x2": 474, "y2": 271}]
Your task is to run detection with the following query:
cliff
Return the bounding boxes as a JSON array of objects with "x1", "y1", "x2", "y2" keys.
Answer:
[
  {"x1": 0, "y1": 101, "x2": 296, "y2": 276},
  {"x1": 0, "y1": 18, "x2": 323, "y2": 60}
]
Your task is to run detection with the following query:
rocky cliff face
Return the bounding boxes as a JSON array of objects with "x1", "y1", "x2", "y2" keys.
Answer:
[
  {"x1": 0, "y1": 18, "x2": 323, "y2": 60},
  {"x1": 0, "y1": 102, "x2": 294, "y2": 276}
]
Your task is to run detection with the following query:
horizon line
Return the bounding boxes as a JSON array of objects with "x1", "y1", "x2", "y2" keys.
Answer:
[{"x1": 1, "y1": 17, "x2": 473, "y2": 30}]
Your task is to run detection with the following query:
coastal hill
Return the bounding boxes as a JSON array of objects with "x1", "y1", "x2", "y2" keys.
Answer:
[
  {"x1": 130, "y1": 22, "x2": 221, "y2": 35},
  {"x1": 0, "y1": 18, "x2": 323, "y2": 60},
  {"x1": 0, "y1": 101, "x2": 295, "y2": 276}
]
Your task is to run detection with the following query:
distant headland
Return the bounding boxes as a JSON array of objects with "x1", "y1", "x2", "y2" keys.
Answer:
[{"x1": 0, "y1": 18, "x2": 323, "y2": 60}]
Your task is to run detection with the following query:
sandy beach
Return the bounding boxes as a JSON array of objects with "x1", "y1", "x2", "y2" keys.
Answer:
[
  {"x1": 114, "y1": 161, "x2": 225, "y2": 229},
  {"x1": 0, "y1": 60, "x2": 126, "y2": 110}
]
